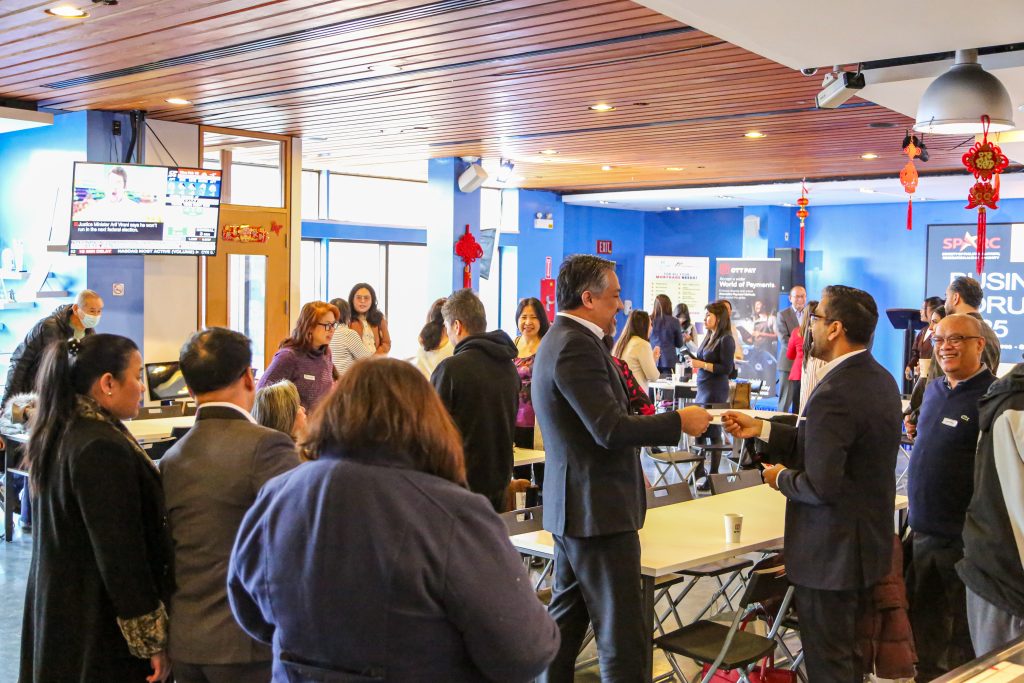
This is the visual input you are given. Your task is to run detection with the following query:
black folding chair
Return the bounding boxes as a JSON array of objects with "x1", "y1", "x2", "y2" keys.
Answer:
[
  {"x1": 709, "y1": 470, "x2": 764, "y2": 495},
  {"x1": 498, "y1": 505, "x2": 552, "y2": 592}
]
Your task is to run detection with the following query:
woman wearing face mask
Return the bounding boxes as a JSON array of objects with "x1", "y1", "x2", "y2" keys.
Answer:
[
  {"x1": 258, "y1": 301, "x2": 340, "y2": 411},
  {"x1": 348, "y1": 283, "x2": 391, "y2": 356},
  {"x1": 20, "y1": 334, "x2": 173, "y2": 683}
]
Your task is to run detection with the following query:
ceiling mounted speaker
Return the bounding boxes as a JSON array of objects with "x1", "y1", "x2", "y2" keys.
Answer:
[
  {"x1": 915, "y1": 49, "x2": 1015, "y2": 135},
  {"x1": 458, "y1": 163, "x2": 488, "y2": 193}
]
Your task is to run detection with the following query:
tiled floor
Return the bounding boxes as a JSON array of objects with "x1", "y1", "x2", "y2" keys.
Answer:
[{"x1": 0, "y1": 526, "x2": 33, "y2": 683}]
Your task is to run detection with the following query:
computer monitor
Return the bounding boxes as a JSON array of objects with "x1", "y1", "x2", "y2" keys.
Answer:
[{"x1": 144, "y1": 361, "x2": 190, "y2": 405}]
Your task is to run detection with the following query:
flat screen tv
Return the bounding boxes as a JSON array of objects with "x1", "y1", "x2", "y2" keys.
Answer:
[
  {"x1": 144, "y1": 361, "x2": 190, "y2": 404},
  {"x1": 69, "y1": 161, "x2": 222, "y2": 256}
]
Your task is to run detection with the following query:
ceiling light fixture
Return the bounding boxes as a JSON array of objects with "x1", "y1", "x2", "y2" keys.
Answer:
[
  {"x1": 601, "y1": 165, "x2": 613, "y2": 171},
  {"x1": 666, "y1": 167, "x2": 685, "y2": 171},
  {"x1": 368, "y1": 63, "x2": 403, "y2": 74},
  {"x1": 743, "y1": 131, "x2": 766, "y2": 139},
  {"x1": 540, "y1": 149, "x2": 559, "y2": 155},
  {"x1": 45, "y1": 5, "x2": 88, "y2": 17},
  {"x1": 861, "y1": 153, "x2": 879, "y2": 160},
  {"x1": 165, "y1": 97, "x2": 191, "y2": 105},
  {"x1": 589, "y1": 103, "x2": 616, "y2": 112},
  {"x1": 915, "y1": 49, "x2": 1014, "y2": 134},
  {"x1": 717, "y1": 195, "x2": 736, "y2": 200}
]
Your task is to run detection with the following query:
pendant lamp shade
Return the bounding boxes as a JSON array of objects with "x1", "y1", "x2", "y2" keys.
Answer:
[{"x1": 914, "y1": 49, "x2": 1015, "y2": 135}]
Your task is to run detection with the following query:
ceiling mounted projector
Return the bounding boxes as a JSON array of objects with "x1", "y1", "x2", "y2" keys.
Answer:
[
  {"x1": 815, "y1": 70, "x2": 865, "y2": 109},
  {"x1": 915, "y1": 49, "x2": 1015, "y2": 134},
  {"x1": 458, "y1": 162, "x2": 488, "y2": 193}
]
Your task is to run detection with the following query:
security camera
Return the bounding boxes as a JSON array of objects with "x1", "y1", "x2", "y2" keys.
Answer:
[{"x1": 800, "y1": 67, "x2": 819, "y2": 76}]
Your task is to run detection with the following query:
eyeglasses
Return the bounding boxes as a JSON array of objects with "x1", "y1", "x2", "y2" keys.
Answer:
[
  {"x1": 315, "y1": 322, "x2": 339, "y2": 331},
  {"x1": 808, "y1": 312, "x2": 838, "y2": 325},
  {"x1": 931, "y1": 335, "x2": 981, "y2": 347}
]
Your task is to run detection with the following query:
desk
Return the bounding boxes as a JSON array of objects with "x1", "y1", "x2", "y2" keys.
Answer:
[
  {"x1": 511, "y1": 485, "x2": 910, "y2": 680},
  {"x1": 513, "y1": 447, "x2": 545, "y2": 467},
  {"x1": 124, "y1": 415, "x2": 194, "y2": 444}
]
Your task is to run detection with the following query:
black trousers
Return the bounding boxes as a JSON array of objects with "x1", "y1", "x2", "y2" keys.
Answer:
[
  {"x1": 907, "y1": 532, "x2": 974, "y2": 680},
  {"x1": 172, "y1": 660, "x2": 271, "y2": 683},
  {"x1": 540, "y1": 531, "x2": 645, "y2": 683},
  {"x1": 793, "y1": 584, "x2": 867, "y2": 683}
]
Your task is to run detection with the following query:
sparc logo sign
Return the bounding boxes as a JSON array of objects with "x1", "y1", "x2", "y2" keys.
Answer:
[{"x1": 940, "y1": 231, "x2": 1001, "y2": 260}]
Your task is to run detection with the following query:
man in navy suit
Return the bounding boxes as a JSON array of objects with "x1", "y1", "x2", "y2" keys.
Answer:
[
  {"x1": 534, "y1": 255, "x2": 712, "y2": 682},
  {"x1": 723, "y1": 285, "x2": 902, "y2": 682}
]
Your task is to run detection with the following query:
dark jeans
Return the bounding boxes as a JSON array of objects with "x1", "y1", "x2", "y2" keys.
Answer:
[
  {"x1": 540, "y1": 531, "x2": 645, "y2": 683},
  {"x1": 794, "y1": 584, "x2": 868, "y2": 683},
  {"x1": 907, "y1": 532, "x2": 974, "y2": 680},
  {"x1": 172, "y1": 660, "x2": 271, "y2": 683}
]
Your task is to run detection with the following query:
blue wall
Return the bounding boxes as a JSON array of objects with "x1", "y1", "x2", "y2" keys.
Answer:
[
  {"x1": 505, "y1": 190, "x2": 565, "y2": 303},
  {"x1": 0, "y1": 112, "x2": 89, "y2": 376}
]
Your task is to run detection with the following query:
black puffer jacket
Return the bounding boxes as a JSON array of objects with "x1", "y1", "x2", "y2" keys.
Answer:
[{"x1": 3, "y1": 304, "x2": 92, "y2": 407}]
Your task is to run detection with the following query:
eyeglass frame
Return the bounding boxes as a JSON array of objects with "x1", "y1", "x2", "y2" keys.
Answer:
[
  {"x1": 808, "y1": 312, "x2": 840, "y2": 326},
  {"x1": 314, "y1": 321, "x2": 339, "y2": 332},
  {"x1": 930, "y1": 334, "x2": 982, "y2": 347}
]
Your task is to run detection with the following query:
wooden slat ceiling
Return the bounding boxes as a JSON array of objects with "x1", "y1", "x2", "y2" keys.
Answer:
[{"x1": 2, "y1": 0, "x2": 975, "y2": 191}]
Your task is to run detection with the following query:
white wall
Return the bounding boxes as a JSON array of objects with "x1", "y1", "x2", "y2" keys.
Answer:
[{"x1": 143, "y1": 119, "x2": 200, "y2": 362}]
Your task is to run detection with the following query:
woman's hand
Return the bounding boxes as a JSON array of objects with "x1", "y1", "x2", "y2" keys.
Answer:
[
  {"x1": 147, "y1": 651, "x2": 171, "y2": 683},
  {"x1": 653, "y1": 346, "x2": 662, "y2": 361}
]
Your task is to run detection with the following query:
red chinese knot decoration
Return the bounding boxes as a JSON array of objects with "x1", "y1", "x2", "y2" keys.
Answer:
[
  {"x1": 962, "y1": 115, "x2": 1009, "y2": 274},
  {"x1": 900, "y1": 138, "x2": 921, "y2": 231},
  {"x1": 795, "y1": 181, "x2": 810, "y2": 263},
  {"x1": 454, "y1": 224, "x2": 482, "y2": 288}
]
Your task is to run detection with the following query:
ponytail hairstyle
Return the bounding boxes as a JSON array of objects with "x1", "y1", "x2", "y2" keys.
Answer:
[
  {"x1": 26, "y1": 334, "x2": 139, "y2": 494},
  {"x1": 419, "y1": 297, "x2": 447, "y2": 352}
]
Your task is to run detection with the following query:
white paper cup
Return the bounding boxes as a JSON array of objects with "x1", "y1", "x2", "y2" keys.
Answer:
[
  {"x1": 724, "y1": 513, "x2": 743, "y2": 543},
  {"x1": 919, "y1": 358, "x2": 932, "y2": 376}
]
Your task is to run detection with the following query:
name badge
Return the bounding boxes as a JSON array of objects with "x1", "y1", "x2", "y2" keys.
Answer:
[
  {"x1": 941, "y1": 417, "x2": 958, "y2": 428},
  {"x1": 303, "y1": 374, "x2": 316, "y2": 381}
]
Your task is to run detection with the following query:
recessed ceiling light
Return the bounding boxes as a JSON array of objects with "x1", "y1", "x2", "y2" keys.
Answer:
[
  {"x1": 540, "y1": 149, "x2": 559, "y2": 155},
  {"x1": 861, "y1": 152, "x2": 879, "y2": 159},
  {"x1": 368, "y1": 63, "x2": 403, "y2": 74},
  {"x1": 599, "y1": 200, "x2": 610, "y2": 205},
  {"x1": 782, "y1": 202, "x2": 796, "y2": 207},
  {"x1": 601, "y1": 165, "x2": 613, "y2": 171},
  {"x1": 589, "y1": 103, "x2": 616, "y2": 112},
  {"x1": 744, "y1": 131, "x2": 767, "y2": 139},
  {"x1": 666, "y1": 166, "x2": 685, "y2": 171},
  {"x1": 859, "y1": 187, "x2": 877, "y2": 193},
  {"x1": 165, "y1": 97, "x2": 191, "y2": 105},
  {"x1": 45, "y1": 5, "x2": 88, "y2": 17}
]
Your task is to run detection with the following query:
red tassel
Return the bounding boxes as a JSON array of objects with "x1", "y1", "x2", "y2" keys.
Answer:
[
  {"x1": 799, "y1": 223, "x2": 805, "y2": 262},
  {"x1": 976, "y1": 208, "x2": 986, "y2": 275},
  {"x1": 906, "y1": 198, "x2": 913, "y2": 231}
]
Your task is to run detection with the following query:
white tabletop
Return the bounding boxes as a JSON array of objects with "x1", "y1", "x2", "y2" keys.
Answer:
[
  {"x1": 125, "y1": 415, "x2": 195, "y2": 443},
  {"x1": 513, "y1": 447, "x2": 545, "y2": 467},
  {"x1": 511, "y1": 485, "x2": 909, "y2": 578},
  {"x1": 649, "y1": 379, "x2": 697, "y2": 391}
]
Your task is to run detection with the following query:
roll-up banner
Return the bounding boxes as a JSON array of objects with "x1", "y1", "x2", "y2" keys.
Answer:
[
  {"x1": 716, "y1": 258, "x2": 782, "y2": 394},
  {"x1": 926, "y1": 223, "x2": 1024, "y2": 366}
]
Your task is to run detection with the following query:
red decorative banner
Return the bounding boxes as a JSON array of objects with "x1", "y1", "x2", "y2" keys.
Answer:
[{"x1": 222, "y1": 224, "x2": 269, "y2": 243}]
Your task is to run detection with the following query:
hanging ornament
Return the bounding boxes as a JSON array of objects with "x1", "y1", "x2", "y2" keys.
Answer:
[
  {"x1": 962, "y1": 115, "x2": 1009, "y2": 274},
  {"x1": 899, "y1": 133, "x2": 921, "y2": 230},
  {"x1": 795, "y1": 180, "x2": 809, "y2": 263},
  {"x1": 454, "y1": 223, "x2": 483, "y2": 288}
]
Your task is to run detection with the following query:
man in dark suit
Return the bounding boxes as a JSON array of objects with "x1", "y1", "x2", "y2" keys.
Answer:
[
  {"x1": 161, "y1": 328, "x2": 301, "y2": 683},
  {"x1": 776, "y1": 285, "x2": 806, "y2": 412},
  {"x1": 723, "y1": 285, "x2": 902, "y2": 682},
  {"x1": 534, "y1": 254, "x2": 712, "y2": 682}
]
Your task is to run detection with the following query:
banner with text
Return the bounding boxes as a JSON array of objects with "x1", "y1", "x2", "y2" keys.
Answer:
[
  {"x1": 643, "y1": 256, "x2": 710, "y2": 315},
  {"x1": 926, "y1": 223, "x2": 1024, "y2": 368},
  {"x1": 716, "y1": 258, "x2": 782, "y2": 393}
]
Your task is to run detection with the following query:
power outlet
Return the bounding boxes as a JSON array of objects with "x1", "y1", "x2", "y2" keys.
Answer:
[{"x1": 112, "y1": 120, "x2": 121, "y2": 136}]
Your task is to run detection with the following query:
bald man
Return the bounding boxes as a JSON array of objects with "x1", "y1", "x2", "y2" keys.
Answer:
[{"x1": 777, "y1": 286, "x2": 807, "y2": 412}]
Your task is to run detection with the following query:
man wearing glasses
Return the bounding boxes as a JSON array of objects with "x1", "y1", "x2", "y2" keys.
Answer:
[
  {"x1": 904, "y1": 314, "x2": 994, "y2": 680},
  {"x1": 722, "y1": 285, "x2": 903, "y2": 682}
]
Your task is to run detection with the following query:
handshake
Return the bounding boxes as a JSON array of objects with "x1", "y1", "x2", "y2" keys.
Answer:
[{"x1": 675, "y1": 407, "x2": 764, "y2": 438}]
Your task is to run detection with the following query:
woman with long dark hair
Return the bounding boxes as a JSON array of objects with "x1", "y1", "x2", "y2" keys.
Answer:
[
  {"x1": 21, "y1": 334, "x2": 173, "y2": 683},
  {"x1": 258, "y1": 300, "x2": 339, "y2": 410},
  {"x1": 674, "y1": 302, "x2": 697, "y2": 353},
  {"x1": 690, "y1": 301, "x2": 736, "y2": 487},
  {"x1": 348, "y1": 283, "x2": 391, "y2": 355},
  {"x1": 414, "y1": 297, "x2": 453, "y2": 378},
  {"x1": 228, "y1": 359, "x2": 559, "y2": 681},
  {"x1": 613, "y1": 310, "x2": 660, "y2": 393},
  {"x1": 650, "y1": 293, "x2": 684, "y2": 375},
  {"x1": 512, "y1": 297, "x2": 550, "y2": 449}
]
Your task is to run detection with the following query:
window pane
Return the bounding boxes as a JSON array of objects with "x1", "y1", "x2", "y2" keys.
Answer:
[
  {"x1": 326, "y1": 241, "x2": 385, "y2": 307},
  {"x1": 229, "y1": 164, "x2": 282, "y2": 207},
  {"x1": 300, "y1": 239, "x2": 322, "y2": 303},
  {"x1": 499, "y1": 246, "x2": 519, "y2": 336},
  {"x1": 481, "y1": 188, "x2": 501, "y2": 230},
  {"x1": 386, "y1": 244, "x2": 431, "y2": 360},
  {"x1": 302, "y1": 170, "x2": 320, "y2": 219},
  {"x1": 327, "y1": 175, "x2": 427, "y2": 227},
  {"x1": 228, "y1": 254, "x2": 267, "y2": 372},
  {"x1": 201, "y1": 132, "x2": 282, "y2": 208},
  {"x1": 479, "y1": 237, "x2": 500, "y2": 333}
]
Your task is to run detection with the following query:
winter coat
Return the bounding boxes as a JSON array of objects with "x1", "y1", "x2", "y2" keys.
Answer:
[
  {"x1": 857, "y1": 534, "x2": 917, "y2": 680},
  {"x1": 3, "y1": 304, "x2": 92, "y2": 407}
]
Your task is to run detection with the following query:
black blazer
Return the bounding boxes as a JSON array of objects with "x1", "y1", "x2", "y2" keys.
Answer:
[
  {"x1": 533, "y1": 316, "x2": 682, "y2": 537},
  {"x1": 763, "y1": 351, "x2": 902, "y2": 590}
]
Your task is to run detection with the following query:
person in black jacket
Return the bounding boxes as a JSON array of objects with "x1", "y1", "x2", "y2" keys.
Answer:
[
  {"x1": 431, "y1": 288, "x2": 520, "y2": 512},
  {"x1": 20, "y1": 334, "x2": 172, "y2": 683},
  {"x1": 2, "y1": 291, "x2": 103, "y2": 409},
  {"x1": 723, "y1": 285, "x2": 903, "y2": 683}
]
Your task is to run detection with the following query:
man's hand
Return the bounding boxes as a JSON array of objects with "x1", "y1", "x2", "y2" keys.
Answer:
[
  {"x1": 653, "y1": 346, "x2": 662, "y2": 361},
  {"x1": 903, "y1": 416, "x2": 916, "y2": 440},
  {"x1": 677, "y1": 406, "x2": 712, "y2": 437},
  {"x1": 721, "y1": 412, "x2": 762, "y2": 440},
  {"x1": 763, "y1": 464, "x2": 786, "y2": 490},
  {"x1": 147, "y1": 651, "x2": 171, "y2": 683}
]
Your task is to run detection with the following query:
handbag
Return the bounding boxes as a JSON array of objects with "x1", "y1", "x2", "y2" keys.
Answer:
[{"x1": 700, "y1": 654, "x2": 797, "y2": 682}]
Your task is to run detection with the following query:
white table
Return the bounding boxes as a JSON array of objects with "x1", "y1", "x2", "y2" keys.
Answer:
[
  {"x1": 125, "y1": 415, "x2": 195, "y2": 444},
  {"x1": 513, "y1": 447, "x2": 545, "y2": 467},
  {"x1": 511, "y1": 485, "x2": 909, "y2": 680}
]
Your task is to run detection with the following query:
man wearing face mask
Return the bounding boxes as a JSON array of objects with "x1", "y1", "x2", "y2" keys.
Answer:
[{"x1": 2, "y1": 290, "x2": 104, "y2": 409}]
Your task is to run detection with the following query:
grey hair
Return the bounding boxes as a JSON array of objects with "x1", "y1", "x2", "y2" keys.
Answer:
[
  {"x1": 252, "y1": 380, "x2": 300, "y2": 440},
  {"x1": 441, "y1": 288, "x2": 487, "y2": 335},
  {"x1": 556, "y1": 254, "x2": 614, "y2": 311},
  {"x1": 76, "y1": 289, "x2": 102, "y2": 307}
]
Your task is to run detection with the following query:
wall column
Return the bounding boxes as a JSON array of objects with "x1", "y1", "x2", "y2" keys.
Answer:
[{"x1": 427, "y1": 157, "x2": 481, "y2": 298}]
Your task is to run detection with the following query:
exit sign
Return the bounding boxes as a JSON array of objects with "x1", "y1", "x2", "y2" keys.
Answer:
[{"x1": 596, "y1": 240, "x2": 613, "y2": 254}]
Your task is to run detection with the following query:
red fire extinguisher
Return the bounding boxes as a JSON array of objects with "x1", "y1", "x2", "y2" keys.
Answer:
[{"x1": 540, "y1": 256, "x2": 556, "y2": 322}]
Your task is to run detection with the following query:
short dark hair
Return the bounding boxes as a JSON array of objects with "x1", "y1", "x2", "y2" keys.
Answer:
[
  {"x1": 330, "y1": 298, "x2": 351, "y2": 325},
  {"x1": 557, "y1": 254, "x2": 614, "y2": 311},
  {"x1": 947, "y1": 276, "x2": 983, "y2": 309},
  {"x1": 180, "y1": 327, "x2": 252, "y2": 394},
  {"x1": 515, "y1": 297, "x2": 550, "y2": 338},
  {"x1": 441, "y1": 289, "x2": 486, "y2": 335},
  {"x1": 923, "y1": 296, "x2": 944, "y2": 315},
  {"x1": 822, "y1": 285, "x2": 878, "y2": 345}
]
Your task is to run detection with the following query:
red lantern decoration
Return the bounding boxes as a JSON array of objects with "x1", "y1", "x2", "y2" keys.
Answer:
[
  {"x1": 795, "y1": 181, "x2": 809, "y2": 263},
  {"x1": 454, "y1": 224, "x2": 483, "y2": 288},
  {"x1": 962, "y1": 115, "x2": 1009, "y2": 274},
  {"x1": 900, "y1": 138, "x2": 921, "y2": 230}
]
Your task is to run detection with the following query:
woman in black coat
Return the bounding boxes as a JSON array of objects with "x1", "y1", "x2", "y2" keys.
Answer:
[
  {"x1": 20, "y1": 335, "x2": 173, "y2": 683},
  {"x1": 690, "y1": 301, "x2": 736, "y2": 485}
]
